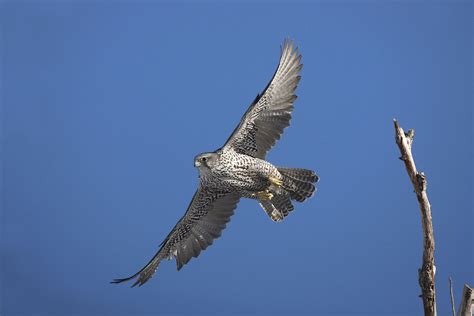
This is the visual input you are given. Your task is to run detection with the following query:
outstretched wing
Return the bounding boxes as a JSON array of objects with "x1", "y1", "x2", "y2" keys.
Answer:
[
  {"x1": 112, "y1": 188, "x2": 240, "y2": 287},
  {"x1": 222, "y1": 40, "x2": 303, "y2": 159}
]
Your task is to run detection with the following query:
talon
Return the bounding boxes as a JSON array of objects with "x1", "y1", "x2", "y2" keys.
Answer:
[
  {"x1": 269, "y1": 176, "x2": 283, "y2": 187},
  {"x1": 256, "y1": 190, "x2": 273, "y2": 201}
]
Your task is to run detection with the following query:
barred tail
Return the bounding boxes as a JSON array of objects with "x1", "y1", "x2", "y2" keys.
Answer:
[{"x1": 277, "y1": 168, "x2": 319, "y2": 202}]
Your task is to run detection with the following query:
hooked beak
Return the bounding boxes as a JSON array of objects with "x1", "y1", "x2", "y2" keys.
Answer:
[{"x1": 194, "y1": 160, "x2": 201, "y2": 167}]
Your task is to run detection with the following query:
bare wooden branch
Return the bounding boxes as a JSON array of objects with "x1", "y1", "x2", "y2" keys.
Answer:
[
  {"x1": 458, "y1": 284, "x2": 473, "y2": 316},
  {"x1": 450, "y1": 277, "x2": 456, "y2": 316},
  {"x1": 393, "y1": 119, "x2": 437, "y2": 316}
]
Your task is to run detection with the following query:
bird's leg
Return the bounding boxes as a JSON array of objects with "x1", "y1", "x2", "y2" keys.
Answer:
[
  {"x1": 269, "y1": 176, "x2": 283, "y2": 187},
  {"x1": 256, "y1": 190, "x2": 273, "y2": 201},
  {"x1": 255, "y1": 176, "x2": 282, "y2": 201}
]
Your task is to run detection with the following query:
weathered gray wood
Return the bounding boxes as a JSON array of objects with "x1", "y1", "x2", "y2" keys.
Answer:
[
  {"x1": 393, "y1": 119, "x2": 437, "y2": 316},
  {"x1": 450, "y1": 277, "x2": 457, "y2": 316},
  {"x1": 458, "y1": 284, "x2": 473, "y2": 316}
]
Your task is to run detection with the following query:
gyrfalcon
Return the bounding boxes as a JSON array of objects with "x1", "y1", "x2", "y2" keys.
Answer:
[{"x1": 112, "y1": 40, "x2": 319, "y2": 287}]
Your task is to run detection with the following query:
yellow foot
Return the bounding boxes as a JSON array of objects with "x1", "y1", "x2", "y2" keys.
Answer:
[
  {"x1": 269, "y1": 176, "x2": 283, "y2": 187},
  {"x1": 256, "y1": 190, "x2": 274, "y2": 201}
]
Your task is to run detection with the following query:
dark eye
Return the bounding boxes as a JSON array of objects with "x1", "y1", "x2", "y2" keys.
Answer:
[{"x1": 202, "y1": 157, "x2": 207, "y2": 162}]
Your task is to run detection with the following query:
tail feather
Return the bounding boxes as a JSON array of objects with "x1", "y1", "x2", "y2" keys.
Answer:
[
  {"x1": 257, "y1": 167, "x2": 318, "y2": 222},
  {"x1": 278, "y1": 168, "x2": 318, "y2": 202},
  {"x1": 278, "y1": 168, "x2": 319, "y2": 183},
  {"x1": 272, "y1": 192, "x2": 294, "y2": 217},
  {"x1": 259, "y1": 191, "x2": 294, "y2": 222}
]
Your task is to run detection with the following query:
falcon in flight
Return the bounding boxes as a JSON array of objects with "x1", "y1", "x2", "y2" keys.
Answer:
[{"x1": 112, "y1": 40, "x2": 319, "y2": 287}]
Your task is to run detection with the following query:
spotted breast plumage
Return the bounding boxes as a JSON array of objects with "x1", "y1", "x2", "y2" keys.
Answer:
[{"x1": 112, "y1": 40, "x2": 319, "y2": 287}]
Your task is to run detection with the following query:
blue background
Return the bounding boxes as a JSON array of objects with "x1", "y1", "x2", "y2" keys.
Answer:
[{"x1": 1, "y1": 2, "x2": 472, "y2": 315}]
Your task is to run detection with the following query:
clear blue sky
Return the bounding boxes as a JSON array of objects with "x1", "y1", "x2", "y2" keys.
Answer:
[{"x1": 1, "y1": 2, "x2": 472, "y2": 315}]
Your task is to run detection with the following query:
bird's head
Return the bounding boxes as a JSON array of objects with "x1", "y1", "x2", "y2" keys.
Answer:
[{"x1": 194, "y1": 152, "x2": 219, "y2": 171}]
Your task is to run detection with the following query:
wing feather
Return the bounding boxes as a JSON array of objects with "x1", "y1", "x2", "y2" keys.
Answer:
[
  {"x1": 222, "y1": 39, "x2": 303, "y2": 158},
  {"x1": 111, "y1": 188, "x2": 240, "y2": 286}
]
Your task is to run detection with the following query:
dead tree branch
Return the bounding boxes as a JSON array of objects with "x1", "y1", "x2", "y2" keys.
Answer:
[
  {"x1": 458, "y1": 284, "x2": 473, "y2": 316},
  {"x1": 393, "y1": 119, "x2": 437, "y2": 316},
  {"x1": 450, "y1": 277, "x2": 456, "y2": 316}
]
